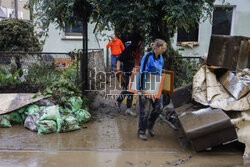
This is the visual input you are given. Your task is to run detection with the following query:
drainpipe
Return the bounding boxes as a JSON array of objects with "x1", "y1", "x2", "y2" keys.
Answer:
[{"x1": 14, "y1": 0, "x2": 18, "y2": 18}]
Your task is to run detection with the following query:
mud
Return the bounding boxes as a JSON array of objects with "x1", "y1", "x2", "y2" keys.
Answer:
[
  {"x1": 0, "y1": 79, "x2": 246, "y2": 166},
  {"x1": 0, "y1": 113, "x2": 245, "y2": 167}
]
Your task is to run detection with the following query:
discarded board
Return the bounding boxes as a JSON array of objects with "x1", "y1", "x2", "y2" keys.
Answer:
[
  {"x1": 162, "y1": 69, "x2": 174, "y2": 94},
  {"x1": 178, "y1": 107, "x2": 237, "y2": 152},
  {"x1": 219, "y1": 70, "x2": 250, "y2": 100},
  {"x1": 170, "y1": 83, "x2": 192, "y2": 108},
  {"x1": 207, "y1": 35, "x2": 250, "y2": 70},
  {"x1": 0, "y1": 93, "x2": 44, "y2": 115}
]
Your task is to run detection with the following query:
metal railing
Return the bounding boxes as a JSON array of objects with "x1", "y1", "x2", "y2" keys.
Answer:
[{"x1": 0, "y1": 49, "x2": 104, "y2": 93}]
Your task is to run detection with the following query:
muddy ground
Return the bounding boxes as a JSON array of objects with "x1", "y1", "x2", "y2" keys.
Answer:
[
  {"x1": 0, "y1": 76, "x2": 248, "y2": 167},
  {"x1": 0, "y1": 92, "x2": 247, "y2": 167}
]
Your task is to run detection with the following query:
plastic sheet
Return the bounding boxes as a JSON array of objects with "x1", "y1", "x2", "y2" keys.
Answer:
[{"x1": 24, "y1": 113, "x2": 40, "y2": 131}]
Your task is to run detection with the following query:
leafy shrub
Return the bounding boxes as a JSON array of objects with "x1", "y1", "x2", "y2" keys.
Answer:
[
  {"x1": 0, "y1": 66, "x2": 21, "y2": 86},
  {"x1": 28, "y1": 60, "x2": 86, "y2": 106},
  {"x1": 43, "y1": 60, "x2": 83, "y2": 106},
  {"x1": 0, "y1": 19, "x2": 41, "y2": 52},
  {"x1": 25, "y1": 61, "x2": 61, "y2": 89},
  {"x1": 165, "y1": 48, "x2": 202, "y2": 88}
]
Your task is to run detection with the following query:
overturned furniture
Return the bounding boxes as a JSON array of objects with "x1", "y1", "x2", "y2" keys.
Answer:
[
  {"x1": 207, "y1": 35, "x2": 250, "y2": 70},
  {"x1": 171, "y1": 84, "x2": 238, "y2": 152},
  {"x1": 178, "y1": 107, "x2": 237, "y2": 151}
]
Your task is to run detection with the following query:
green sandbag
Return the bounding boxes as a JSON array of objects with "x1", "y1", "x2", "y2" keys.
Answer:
[
  {"x1": 74, "y1": 109, "x2": 91, "y2": 124},
  {"x1": 39, "y1": 105, "x2": 61, "y2": 121},
  {"x1": 57, "y1": 115, "x2": 80, "y2": 133},
  {"x1": 20, "y1": 113, "x2": 27, "y2": 121},
  {"x1": 36, "y1": 120, "x2": 57, "y2": 135},
  {"x1": 26, "y1": 104, "x2": 40, "y2": 115},
  {"x1": 9, "y1": 111, "x2": 23, "y2": 124},
  {"x1": 15, "y1": 106, "x2": 27, "y2": 121},
  {"x1": 67, "y1": 97, "x2": 83, "y2": 113},
  {"x1": 16, "y1": 106, "x2": 27, "y2": 114},
  {"x1": 59, "y1": 107, "x2": 71, "y2": 115},
  {"x1": 0, "y1": 115, "x2": 11, "y2": 128}
]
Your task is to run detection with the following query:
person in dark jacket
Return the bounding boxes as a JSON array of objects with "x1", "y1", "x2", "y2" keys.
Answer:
[
  {"x1": 137, "y1": 39, "x2": 167, "y2": 141},
  {"x1": 115, "y1": 33, "x2": 143, "y2": 115}
]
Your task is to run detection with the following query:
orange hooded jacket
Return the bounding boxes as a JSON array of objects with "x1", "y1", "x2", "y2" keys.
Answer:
[{"x1": 106, "y1": 37, "x2": 125, "y2": 55}]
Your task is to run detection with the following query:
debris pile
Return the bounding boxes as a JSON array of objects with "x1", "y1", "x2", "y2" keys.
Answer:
[{"x1": 175, "y1": 35, "x2": 250, "y2": 158}]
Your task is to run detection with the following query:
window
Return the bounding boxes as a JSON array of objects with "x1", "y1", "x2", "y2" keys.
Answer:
[
  {"x1": 212, "y1": 7, "x2": 233, "y2": 35},
  {"x1": 65, "y1": 22, "x2": 82, "y2": 36},
  {"x1": 177, "y1": 23, "x2": 199, "y2": 43}
]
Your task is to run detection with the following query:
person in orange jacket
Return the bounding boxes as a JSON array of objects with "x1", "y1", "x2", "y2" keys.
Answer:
[{"x1": 106, "y1": 34, "x2": 125, "y2": 77}]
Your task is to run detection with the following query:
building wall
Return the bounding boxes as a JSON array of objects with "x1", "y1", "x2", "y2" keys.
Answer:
[
  {"x1": 0, "y1": 0, "x2": 29, "y2": 20},
  {"x1": 42, "y1": 22, "x2": 113, "y2": 63},
  {"x1": 172, "y1": 0, "x2": 250, "y2": 58}
]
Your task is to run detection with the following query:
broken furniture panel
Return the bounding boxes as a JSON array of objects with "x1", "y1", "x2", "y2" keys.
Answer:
[
  {"x1": 207, "y1": 35, "x2": 250, "y2": 70},
  {"x1": 178, "y1": 107, "x2": 237, "y2": 152},
  {"x1": 219, "y1": 71, "x2": 250, "y2": 100},
  {"x1": 169, "y1": 83, "x2": 192, "y2": 108},
  {"x1": 237, "y1": 40, "x2": 250, "y2": 70}
]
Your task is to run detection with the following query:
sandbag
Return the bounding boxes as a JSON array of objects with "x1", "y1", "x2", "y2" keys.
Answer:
[
  {"x1": 35, "y1": 99, "x2": 54, "y2": 106},
  {"x1": 36, "y1": 120, "x2": 57, "y2": 135},
  {"x1": 26, "y1": 104, "x2": 40, "y2": 115},
  {"x1": 16, "y1": 107, "x2": 27, "y2": 114},
  {"x1": 39, "y1": 105, "x2": 61, "y2": 121},
  {"x1": 59, "y1": 107, "x2": 71, "y2": 115},
  {"x1": 24, "y1": 113, "x2": 40, "y2": 131},
  {"x1": 9, "y1": 111, "x2": 23, "y2": 124},
  {"x1": 20, "y1": 113, "x2": 27, "y2": 122},
  {"x1": 74, "y1": 109, "x2": 91, "y2": 124},
  {"x1": 0, "y1": 115, "x2": 11, "y2": 128},
  {"x1": 57, "y1": 115, "x2": 80, "y2": 133},
  {"x1": 67, "y1": 97, "x2": 83, "y2": 113},
  {"x1": 16, "y1": 107, "x2": 28, "y2": 121}
]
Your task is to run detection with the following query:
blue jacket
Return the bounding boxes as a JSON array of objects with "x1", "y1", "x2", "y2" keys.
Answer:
[{"x1": 137, "y1": 51, "x2": 164, "y2": 90}]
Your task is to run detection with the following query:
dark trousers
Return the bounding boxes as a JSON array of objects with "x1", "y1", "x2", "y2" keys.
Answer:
[
  {"x1": 116, "y1": 73, "x2": 133, "y2": 108},
  {"x1": 138, "y1": 96, "x2": 163, "y2": 135}
]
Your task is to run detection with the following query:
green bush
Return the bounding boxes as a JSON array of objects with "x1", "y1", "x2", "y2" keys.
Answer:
[
  {"x1": 29, "y1": 59, "x2": 85, "y2": 106},
  {"x1": 0, "y1": 19, "x2": 41, "y2": 52},
  {"x1": 24, "y1": 61, "x2": 61, "y2": 89},
  {"x1": 165, "y1": 47, "x2": 202, "y2": 88},
  {"x1": 0, "y1": 65, "x2": 21, "y2": 86}
]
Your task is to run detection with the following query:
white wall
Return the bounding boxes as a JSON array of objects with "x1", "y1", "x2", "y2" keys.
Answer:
[
  {"x1": 42, "y1": 22, "x2": 113, "y2": 63},
  {"x1": 172, "y1": 0, "x2": 250, "y2": 58}
]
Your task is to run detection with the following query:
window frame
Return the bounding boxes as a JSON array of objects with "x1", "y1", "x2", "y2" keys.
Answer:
[
  {"x1": 212, "y1": 5, "x2": 235, "y2": 36},
  {"x1": 64, "y1": 22, "x2": 83, "y2": 38},
  {"x1": 176, "y1": 23, "x2": 200, "y2": 46}
]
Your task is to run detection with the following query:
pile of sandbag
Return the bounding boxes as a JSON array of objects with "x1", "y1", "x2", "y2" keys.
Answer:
[{"x1": 0, "y1": 97, "x2": 91, "y2": 135}]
